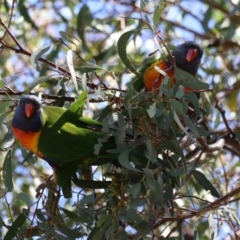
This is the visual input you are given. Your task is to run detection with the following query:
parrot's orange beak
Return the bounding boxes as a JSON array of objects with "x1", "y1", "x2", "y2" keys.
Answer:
[
  {"x1": 25, "y1": 103, "x2": 35, "y2": 118},
  {"x1": 186, "y1": 48, "x2": 198, "y2": 62}
]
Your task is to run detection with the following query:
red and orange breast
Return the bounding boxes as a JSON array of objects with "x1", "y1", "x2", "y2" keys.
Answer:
[
  {"x1": 143, "y1": 60, "x2": 174, "y2": 91},
  {"x1": 143, "y1": 60, "x2": 195, "y2": 93},
  {"x1": 11, "y1": 126, "x2": 43, "y2": 158}
]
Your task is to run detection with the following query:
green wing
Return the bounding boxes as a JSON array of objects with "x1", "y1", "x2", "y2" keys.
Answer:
[
  {"x1": 38, "y1": 106, "x2": 114, "y2": 164},
  {"x1": 36, "y1": 91, "x2": 117, "y2": 198}
]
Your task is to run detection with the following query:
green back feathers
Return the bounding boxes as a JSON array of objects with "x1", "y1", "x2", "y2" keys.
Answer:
[{"x1": 38, "y1": 106, "x2": 110, "y2": 164}]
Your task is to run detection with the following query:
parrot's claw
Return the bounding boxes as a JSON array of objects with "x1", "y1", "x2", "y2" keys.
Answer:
[{"x1": 35, "y1": 180, "x2": 59, "y2": 198}]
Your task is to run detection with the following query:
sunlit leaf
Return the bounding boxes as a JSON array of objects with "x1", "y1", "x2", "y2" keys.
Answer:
[
  {"x1": 59, "y1": 31, "x2": 77, "y2": 45},
  {"x1": 66, "y1": 49, "x2": 78, "y2": 92},
  {"x1": 117, "y1": 30, "x2": 139, "y2": 74},
  {"x1": 226, "y1": 88, "x2": 238, "y2": 111},
  {"x1": 81, "y1": 73, "x2": 86, "y2": 90},
  {"x1": 173, "y1": 111, "x2": 195, "y2": 142},
  {"x1": 153, "y1": 2, "x2": 166, "y2": 27},
  {"x1": 30, "y1": 45, "x2": 51, "y2": 71},
  {"x1": 26, "y1": 76, "x2": 51, "y2": 91},
  {"x1": 146, "y1": 101, "x2": 157, "y2": 118},
  {"x1": 209, "y1": 211, "x2": 214, "y2": 228}
]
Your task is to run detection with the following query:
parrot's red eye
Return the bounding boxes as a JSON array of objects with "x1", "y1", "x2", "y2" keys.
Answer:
[
  {"x1": 25, "y1": 103, "x2": 35, "y2": 118},
  {"x1": 186, "y1": 48, "x2": 198, "y2": 62}
]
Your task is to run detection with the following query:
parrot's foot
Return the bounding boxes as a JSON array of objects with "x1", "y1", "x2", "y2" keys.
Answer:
[{"x1": 35, "y1": 180, "x2": 59, "y2": 198}]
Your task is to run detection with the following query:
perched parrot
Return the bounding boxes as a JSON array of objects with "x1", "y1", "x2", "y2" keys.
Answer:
[
  {"x1": 11, "y1": 92, "x2": 118, "y2": 198},
  {"x1": 133, "y1": 41, "x2": 203, "y2": 92}
]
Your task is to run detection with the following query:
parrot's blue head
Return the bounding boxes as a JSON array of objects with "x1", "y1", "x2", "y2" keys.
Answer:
[
  {"x1": 12, "y1": 95, "x2": 44, "y2": 132},
  {"x1": 172, "y1": 41, "x2": 203, "y2": 76}
]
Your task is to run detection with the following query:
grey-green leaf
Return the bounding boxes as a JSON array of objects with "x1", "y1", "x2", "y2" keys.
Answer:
[
  {"x1": 170, "y1": 99, "x2": 184, "y2": 114},
  {"x1": 4, "y1": 210, "x2": 28, "y2": 240},
  {"x1": 16, "y1": 192, "x2": 31, "y2": 208},
  {"x1": 77, "y1": 62, "x2": 106, "y2": 73},
  {"x1": 30, "y1": 45, "x2": 51, "y2": 71},
  {"x1": 119, "y1": 151, "x2": 141, "y2": 172},
  {"x1": 192, "y1": 170, "x2": 220, "y2": 197},
  {"x1": 174, "y1": 67, "x2": 209, "y2": 90},
  {"x1": 117, "y1": 30, "x2": 138, "y2": 74},
  {"x1": 3, "y1": 150, "x2": 13, "y2": 191},
  {"x1": 143, "y1": 168, "x2": 156, "y2": 203}
]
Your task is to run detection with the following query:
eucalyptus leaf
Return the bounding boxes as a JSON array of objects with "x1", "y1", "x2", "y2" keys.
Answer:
[
  {"x1": 183, "y1": 114, "x2": 200, "y2": 137},
  {"x1": 66, "y1": 49, "x2": 78, "y2": 92},
  {"x1": 15, "y1": 192, "x2": 31, "y2": 208},
  {"x1": 174, "y1": 68, "x2": 209, "y2": 90},
  {"x1": 61, "y1": 208, "x2": 84, "y2": 222},
  {"x1": 143, "y1": 168, "x2": 156, "y2": 203},
  {"x1": 169, "y1": 99, "x2": 184, "y2": 114},
  {"x1": 146, "y1": 101, "x2": 157, "y2": 118},
  {"x1": 77, "y1": 62, "x2": 106, "y2": 73},
  {"x1": 3, "y1": 150, "x2": 13, "y2": 191},
  {"x1": 192, "y1": 170, "x2": 220, "y2": 197},
  {"x1": 117, "y1": 30, "x2": 139, "y2": 74},
  {"x1": 137, "y1": 220, "x2": 151, "y2": 237},
  {"x1": 26, "y1": 76, "x2": 51, "y2": 91},
  {"x1": 4, "y1": 210, "x2": 29, "y2": 240},
  {"x1": 77, "y1": 4, "x2": 92, "y2": 51},
  {"x1": 30, "y1": 45, "x2": 51, "y2": 71},
  {"x1": 119, "y1": 151, "x2": 141, "y2": 172}
]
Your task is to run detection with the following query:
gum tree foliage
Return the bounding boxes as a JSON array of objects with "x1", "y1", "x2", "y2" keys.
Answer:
[{"x1": 0, "y1": 0, "x2": 240, "y2": 239}]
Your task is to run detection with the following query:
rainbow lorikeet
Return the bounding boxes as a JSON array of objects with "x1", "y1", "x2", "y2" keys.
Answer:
[
  {"x1": 133, "y1": 41, "x2": 203, "y2": 92},
  {"x1": 11, "y1": 92, "x2": 118, "y2": 198}
]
